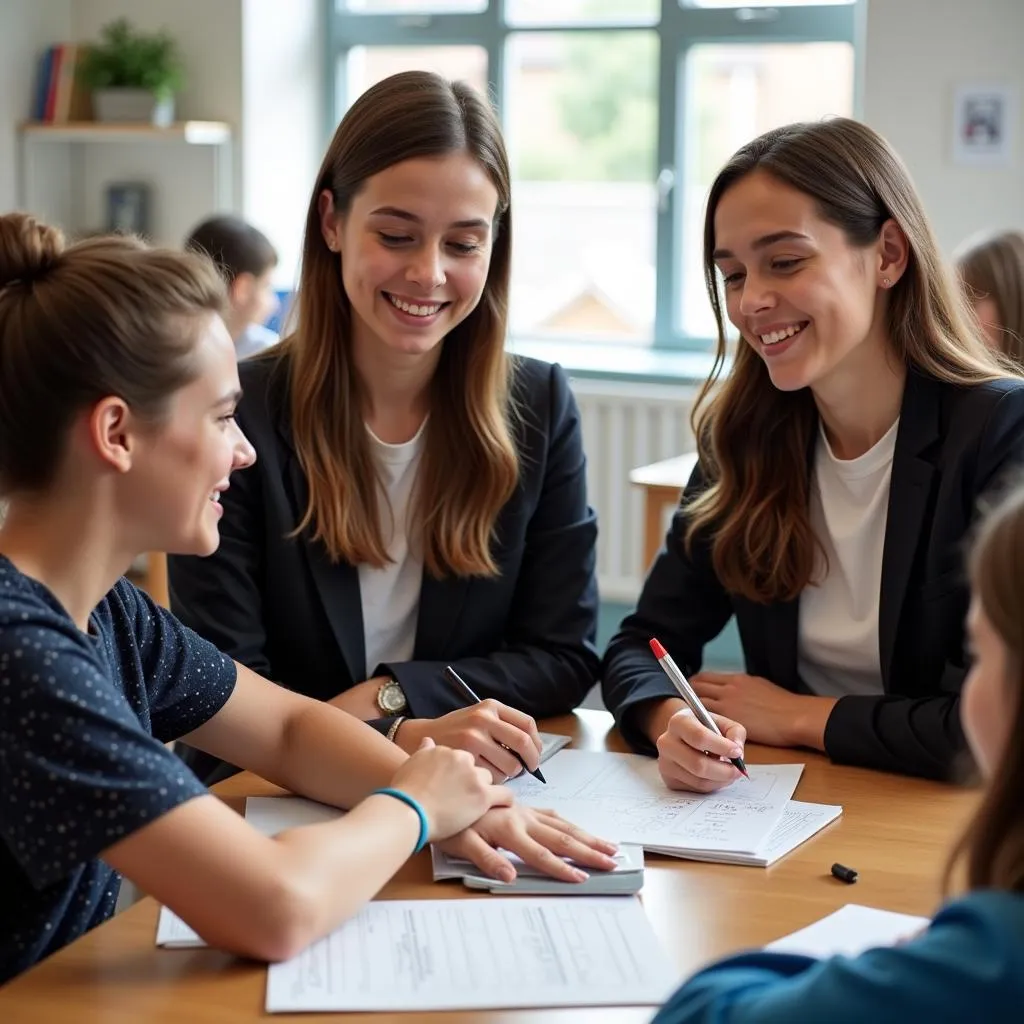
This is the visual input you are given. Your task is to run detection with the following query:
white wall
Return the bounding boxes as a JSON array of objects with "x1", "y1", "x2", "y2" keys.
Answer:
[
  {"x1": 863, "y1": 0, "x2": 1024, "y2": 253},
  {"x1": 0, "y1": 0, "x2": 72, "y2": 211}
]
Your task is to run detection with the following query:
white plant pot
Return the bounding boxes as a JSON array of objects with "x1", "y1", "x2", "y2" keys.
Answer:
[{"x1": 92, "y1": 88, "x2": 175, "y2": 127}]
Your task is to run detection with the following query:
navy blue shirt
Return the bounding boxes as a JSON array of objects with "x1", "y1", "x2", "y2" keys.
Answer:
[
  {"x1": 0, "y1": 557, "x2": 236, "y2": 983},
  {"x1": 653, "y1": 891, "x2": 1024, "y2": 1024}
]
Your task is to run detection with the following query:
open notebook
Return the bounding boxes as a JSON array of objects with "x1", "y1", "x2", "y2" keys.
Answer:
[{"x1": 508, "y1": 750, "x2": 841, "y2": 867}]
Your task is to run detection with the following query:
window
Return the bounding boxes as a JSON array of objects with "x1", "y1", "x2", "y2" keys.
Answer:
[{"x1": 328, "y1": 1, "x2": 859, "y2": 349}]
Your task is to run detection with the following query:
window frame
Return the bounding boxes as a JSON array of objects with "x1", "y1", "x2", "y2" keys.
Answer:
[{"x1": 325, "y1": 0, "x2": 862, "y2": 352}]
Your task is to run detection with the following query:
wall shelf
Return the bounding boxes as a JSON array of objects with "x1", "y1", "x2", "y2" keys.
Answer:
[
  {"x1": 19, "y1": 120, "x2": 232, "y2": 145},
  {"x1": 16, "y1": 120, "x2": 234, "y2": 245}
]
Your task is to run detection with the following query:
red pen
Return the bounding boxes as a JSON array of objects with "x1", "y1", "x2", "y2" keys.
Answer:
[{"x1": 649, "y1": 637, "x2": 749, "y2": 779}]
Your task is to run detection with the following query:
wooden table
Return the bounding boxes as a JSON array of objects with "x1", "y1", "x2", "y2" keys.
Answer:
[
  {"x1": 0, "y1": 709, "x2": 975, "y2": 1023},
  {"x1": 629, "y1": 452, "x2": 698, "y2": 569}
]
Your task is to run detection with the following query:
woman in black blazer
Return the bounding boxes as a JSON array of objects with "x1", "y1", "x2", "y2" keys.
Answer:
[
  {"x1": 170, "y1": 72, "x2": 598, "y2": 784},
  {"x1": 602, "y1": 118, "x2": 1024, "y2": 785}
]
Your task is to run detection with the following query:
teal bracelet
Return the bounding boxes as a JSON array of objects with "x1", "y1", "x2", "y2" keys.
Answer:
[{"x1": 372, "y1": 787, "x2": 430, "y2": 854}]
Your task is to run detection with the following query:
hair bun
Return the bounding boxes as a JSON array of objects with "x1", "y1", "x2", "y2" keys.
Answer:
[{"x1": 0, "y1": 213, "x2": 65, "y2": 290}]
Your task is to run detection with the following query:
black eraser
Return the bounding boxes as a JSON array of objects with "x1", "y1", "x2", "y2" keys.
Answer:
[{"x1": 831, "y1": 862, "x2": 858, "y2": 884}]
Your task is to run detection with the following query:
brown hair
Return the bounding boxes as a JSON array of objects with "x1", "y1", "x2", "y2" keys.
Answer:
[
  {"x1": 283, "y1": 70, "x2": 517, "y2": 578},
  {"x1": 957, "y1": 229, "x2": 1024, "y2": 364},
  {"x1": 0, "y1": 212, "x2": 226, "y2": 494},
  {"x1": 946, "y1": 483, "x2": 1024, "y2": 893},
  {"x1": 688, "y1": 118, "x2": 1017, "y2": 604}
]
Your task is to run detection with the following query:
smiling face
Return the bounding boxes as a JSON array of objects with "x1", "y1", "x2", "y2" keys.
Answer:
[
  {"x1": 320, "y1": 151, "x2": 499, "y2": 363},
  {"x1": 712, "y1": 170, "x2": 898, "y2": 397},
  {"x1": 119, "y1": 312, "x2": 256, "y2": 556}
]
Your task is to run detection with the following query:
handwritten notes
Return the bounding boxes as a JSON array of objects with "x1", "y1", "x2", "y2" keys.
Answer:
[{"x1": 507, "y1": 750, "x2": 803, "y2": 857}]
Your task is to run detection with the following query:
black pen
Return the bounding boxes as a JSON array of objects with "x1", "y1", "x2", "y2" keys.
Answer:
[{"x1": 442, "y1": 665, "x2": 547, "y2": 783}]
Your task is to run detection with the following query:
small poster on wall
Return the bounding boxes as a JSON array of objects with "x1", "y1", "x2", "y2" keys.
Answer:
[{"x1": 952, "y1": 84, "x2": 1017, "y2": 167}]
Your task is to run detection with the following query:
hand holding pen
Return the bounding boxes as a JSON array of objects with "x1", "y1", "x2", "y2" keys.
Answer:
[
  {"x1": 649, "y1": 638, "x2": 749, "y2": 792},
  {"x1": 442, "y1": 666, "x2": 547, "y2": 783}
]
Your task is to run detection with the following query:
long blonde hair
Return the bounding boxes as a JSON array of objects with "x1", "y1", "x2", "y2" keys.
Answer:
[
  {"x1": 283, "y1": 71, "x2": 518, "y2": 578},
  {"x1": 687, "y1": 118, "x2": 1017, "y2": 604},
  {"x1": 957, "y1": 229, "x2": 1024, "y2": 364}
]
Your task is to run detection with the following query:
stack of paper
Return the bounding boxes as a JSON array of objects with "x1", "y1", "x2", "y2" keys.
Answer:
[
  {"x1": 431, "y1": 842, "x2": 646, "y2": 894},
  {"x1": 508, "y1": 750, "x2": 840, "y2": 866}
]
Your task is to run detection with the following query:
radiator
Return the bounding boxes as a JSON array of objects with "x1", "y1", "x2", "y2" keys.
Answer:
[{"x1": 569, "y1": 377, "x2": 697, "y2": 603}]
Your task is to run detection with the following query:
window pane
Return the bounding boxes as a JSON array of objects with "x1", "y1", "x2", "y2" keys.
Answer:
[
  {"x1": 506, "y1": 0, "x2": 658, "y2": 26},
  {"x1": 345, "y1": 45, "x2": 488, "y2": 104},
  {"x1": 506, "y1": 32, "x2": 658, "y2": 344},
  {"x1": 684, "y1": 1, "x2": 853, "y2": 8},
  {"x1": 341, "y1": 0, "x2": 486, "y2": 13},
  {"x1": 679, "y1": 42, "x2": 854, "y2": 339}
]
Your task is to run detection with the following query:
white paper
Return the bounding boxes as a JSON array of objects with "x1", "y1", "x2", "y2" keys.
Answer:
[
  {"x1": 157, "y1": 797, "x2": 344, "y2": 948},
  {"x1": 766, "y1": 904, "x2": 929, "y2": 959},
  {"x1": 156, "y1": 908, "x2": 205, "y2": 948},
  {"x1": 651, "y1": 801, "x2": 842, "y2": 866},
  {"x1": 508, "y1": 750, "x2": 802, "y2": 856},
  {"x1": 244, "y1": 795, "x2": 343, "y2": 835},
  {"x1": 759, "y1": 802, "x2": 842, "y2": 865},
  {"x1": 539, "y1": 730, "x2": 571, "y2": 762},
  {"x1": 266, "y1": 896, "x2": 675, "y2": 1013}
]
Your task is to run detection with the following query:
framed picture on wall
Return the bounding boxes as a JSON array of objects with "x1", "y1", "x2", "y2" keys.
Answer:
[
  {"x1": 105, "y1": 182, "x2": 151, "y2": 236},
  {"x1": 952, "y1": 84, "x2": 1017, "y2": 167}
]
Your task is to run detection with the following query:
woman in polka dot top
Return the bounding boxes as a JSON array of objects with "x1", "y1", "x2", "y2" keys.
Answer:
[{"x1": 0, "y1": 213, "x2": 617, "y2": 984}]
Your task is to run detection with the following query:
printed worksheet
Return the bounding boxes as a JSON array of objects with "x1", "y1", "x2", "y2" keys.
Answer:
[
  {"x1": 266, "y1": 896, "x2": 675, "y2": 1013},
  {"x1": 507, "y1": 750, "x2": 803, "y2": 855}
]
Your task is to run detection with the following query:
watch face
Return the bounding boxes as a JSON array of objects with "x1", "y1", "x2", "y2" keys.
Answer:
[{"x1": 379, "y1": 681, "x2": 407, "y2": 714}]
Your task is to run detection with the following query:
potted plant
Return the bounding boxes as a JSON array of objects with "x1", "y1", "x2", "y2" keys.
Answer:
[{"x1": 80, "y1": 18, "x2": 184, "y2": 127}]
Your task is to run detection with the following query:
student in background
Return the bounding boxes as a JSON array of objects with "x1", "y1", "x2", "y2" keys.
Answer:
[
  {"x1": 602, "y1": 118, "x2": 1024, "y2": 785},
  {"x1": 169, "y1": 72, "x2": 599, "y2": 785},
  {"x1": 185, "y1": 214, "x2": 282, "y2": 359},
  {"x1": 0, "y1": 212, "x2": 616, "y2": 984},
  {"x1": 652, "y1": 482, "x2": 1024, "y2": 1023},
  {"x1": 956, "y1": 228, "x2": 1024, "y2": 364}
]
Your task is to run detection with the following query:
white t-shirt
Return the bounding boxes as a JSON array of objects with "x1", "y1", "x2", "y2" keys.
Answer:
[
  {"x1": 797, "y1": 418, "x2": 899, "y2": 699},
  {"x1": 358, "y1": 420, "x2": 426, "y2": 678}
]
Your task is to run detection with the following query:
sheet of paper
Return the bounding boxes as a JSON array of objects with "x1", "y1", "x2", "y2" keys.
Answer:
[
  {"x1": 156, "y1": 797, "x2": 344, "y2": 949},
  {"x1": 539, "y1": 730, "x2": 571, "y2": 762},
  {"x1": 266, "y1": 896, "x2": 675, "y2": 1013},
  {"x1": 244, "y1": 795, "x2": 343, "y2": 835},
  {"x1": 508, "y1": 750, "x2": 802, "y2": 855},
  {"x1": 766, "y1": 904, "x2": 929, "y2": 959},
  {"x1": 759, "y1": 801, "x2": 842, "y2": 864},
  {"x1": 156, "y1": 908, "x2": 204, "y2": 948}
]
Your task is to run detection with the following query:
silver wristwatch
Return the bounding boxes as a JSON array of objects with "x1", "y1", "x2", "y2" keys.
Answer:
[{"x1": 376, "y1": 678, "x2": 408, "y2": 716}]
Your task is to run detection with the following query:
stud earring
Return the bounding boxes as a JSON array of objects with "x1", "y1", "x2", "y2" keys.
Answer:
[{"x1": 882, "y1": 277, "x2": 891, "y2": 288}]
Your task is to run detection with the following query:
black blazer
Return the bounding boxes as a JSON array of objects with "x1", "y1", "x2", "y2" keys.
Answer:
[
  {"x1": 601, "y1": 371, "x2": 1024, "y2": 781},
  {"x1": 170, "y1": 351, "x2": 599, "y2": 770}
]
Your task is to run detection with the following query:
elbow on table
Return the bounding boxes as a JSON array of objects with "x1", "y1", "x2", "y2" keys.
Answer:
[{"x1": 204, "y1": 876, "x2": 322, "y2": 964}]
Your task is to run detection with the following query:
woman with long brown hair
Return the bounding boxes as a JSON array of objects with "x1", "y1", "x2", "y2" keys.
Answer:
[
  {"x1": 602, "y1": 117, "x2": 1024, "y2": 784},
  {"x1": 956, "y1": 228, "x2": 1024, "y2": 363},
  {"x1": 170, "y1": 71, "x2": 599, "y2": 783},
  {"x1": 650, "y1": 481, "x2": 1024, "y2": 1022}
]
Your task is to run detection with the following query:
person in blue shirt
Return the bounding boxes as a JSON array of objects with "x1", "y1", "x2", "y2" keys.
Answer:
[
  {"x1": 653, "y1": 481, "x2": 1024, "y2": 1023},
  {"x1": 0, "y1": 212, "x2": 616, "y2": 984}
]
